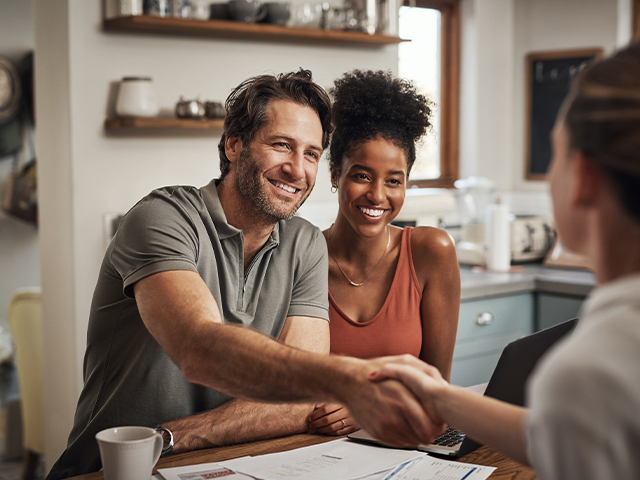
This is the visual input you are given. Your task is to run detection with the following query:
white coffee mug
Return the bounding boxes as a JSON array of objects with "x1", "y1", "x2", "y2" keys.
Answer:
[{"x1": 96, "y1": 426, "x2": 163, "y2": 480}]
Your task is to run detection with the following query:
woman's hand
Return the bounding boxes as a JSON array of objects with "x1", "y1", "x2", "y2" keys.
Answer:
[
  {"x1": 371, "y1": 360, "x2": 448, "y2": 426},
  {"x1": 308, "y1": 403, "x2": 359, "y2": 435}
]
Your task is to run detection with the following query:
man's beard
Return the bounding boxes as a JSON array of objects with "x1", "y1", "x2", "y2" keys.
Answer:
[{"x1": 235, "y1": 147, "x2": 314, "y2": 222}]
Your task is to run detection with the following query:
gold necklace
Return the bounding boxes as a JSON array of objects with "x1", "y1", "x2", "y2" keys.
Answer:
[{"x1": 328, "y1": 225, "x2": 390, "y2": 287}]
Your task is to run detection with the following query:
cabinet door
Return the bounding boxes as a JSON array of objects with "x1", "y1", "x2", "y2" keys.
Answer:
[
  {"x1": 536, "y1": 292, "x2": 584, "y2": 331},
  {"x1": 451, "y1": 293, "x2": 533, "y2": 387}
]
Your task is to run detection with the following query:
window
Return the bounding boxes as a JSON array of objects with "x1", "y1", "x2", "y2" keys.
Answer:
[
  {"x1": 635, "y1": 0, "x2": 640, "y2": 40},
  {"x1": 398, "y1": 0, "x2": 460, "y2": 187}
]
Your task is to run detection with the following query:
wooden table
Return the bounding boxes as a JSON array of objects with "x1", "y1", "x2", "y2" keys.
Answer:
[{"x1": 69, "y1": 433, "x2": 537, "y2": 480}]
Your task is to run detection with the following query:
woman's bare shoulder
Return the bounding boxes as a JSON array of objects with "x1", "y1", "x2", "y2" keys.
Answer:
[
  {"x1": 410, "y1": 226, "x2": 458, "y2": 273},
  {"x1": 410, "y1": 226, "x2": 455, "y2": 254}
]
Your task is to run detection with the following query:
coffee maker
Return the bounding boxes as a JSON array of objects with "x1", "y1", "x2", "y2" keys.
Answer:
[{"x1": 453, "y1": 177, "x2": 496, "y2": 266}]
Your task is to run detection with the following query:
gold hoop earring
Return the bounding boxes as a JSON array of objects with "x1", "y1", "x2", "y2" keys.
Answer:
[{"x1": 331, "y1": 184, "x2": 338, "y2": 194}]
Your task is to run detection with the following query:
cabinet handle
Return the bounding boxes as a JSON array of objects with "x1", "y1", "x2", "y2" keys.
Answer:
[{"x1": 475, "y1": 312, "x2": 494, "y2": 326}]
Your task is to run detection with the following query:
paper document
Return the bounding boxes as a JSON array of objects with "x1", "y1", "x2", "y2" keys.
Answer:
[
  {"x1": 219, "y1": 439, "x2": 425, "y2": 480},
  {"x1": 384, "y1": 456, "x2": 496, "y2": 480},
  {"x1": 158, "y1": 438, "x2": 496, "y2": 480},
  {"x1": 158, "y1": 463, "x2": 254, "y2": 480}
]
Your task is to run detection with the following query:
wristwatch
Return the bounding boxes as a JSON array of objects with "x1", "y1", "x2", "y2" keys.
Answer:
[{"x1": 154, "y1": 425, "x2": 174, "y2": 457}]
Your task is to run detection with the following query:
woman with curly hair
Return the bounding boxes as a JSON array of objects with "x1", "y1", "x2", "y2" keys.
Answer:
[{"x1": 307, "y1": 70, "x2": 460, "y2": 436}]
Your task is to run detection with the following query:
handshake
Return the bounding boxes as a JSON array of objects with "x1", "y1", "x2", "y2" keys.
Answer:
[{"x1": 329, "y1": 354, "x2": 451, "y2": 448}]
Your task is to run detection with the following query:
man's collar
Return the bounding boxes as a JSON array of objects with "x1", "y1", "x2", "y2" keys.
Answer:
[
  {"x1": 201, "y1": 179, "x2": 241, "y2": 240},
  {"x1": 200, "y1": 179, "x2": 280, "y2": 244}
]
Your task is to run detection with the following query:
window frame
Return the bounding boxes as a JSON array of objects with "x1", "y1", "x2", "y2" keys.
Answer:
[
  {"x1": 402, "y1": 0, "x2": 460, "y2": 188},
  {"x1": 634, "y1": 0, "x2": 640, "y2": 40}
]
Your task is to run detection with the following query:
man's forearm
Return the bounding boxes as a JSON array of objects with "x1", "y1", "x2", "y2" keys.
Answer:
[
  {"x1": 135, "y1": 273, "x2": 349, "y2": 405},
  {"x1": 163, "y1": 399, "x2": 315, "y2": 453},
  {"x1": 135, "y1": 272, "x2": 443, "y2": 447},
  {"x1": 180, "y1": 322, "x2": 359, "y2": 405}
]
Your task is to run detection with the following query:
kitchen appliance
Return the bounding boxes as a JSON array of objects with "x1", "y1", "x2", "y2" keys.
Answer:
[
  {"x1": 457, "y1": 215, "x2": 556, "y2": 266},
  {"x1": 448, "y1": 176, "x2": 495, "y2": 260},
  {"x1": 510, "y1": 215, "x2": 556, "y2": 262}
]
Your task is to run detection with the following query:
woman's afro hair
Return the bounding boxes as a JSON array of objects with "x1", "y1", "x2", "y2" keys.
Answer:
[{"x1": 329, "y1": 70, "x2": 432, "y2": 176}]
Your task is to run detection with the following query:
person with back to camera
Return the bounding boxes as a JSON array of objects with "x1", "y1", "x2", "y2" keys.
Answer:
[
  {"x1": 371, "y1": 41, "x2": 640, "y2": 479},
  {"x1": 307, "y1": 70, "x2": 460, "y2": 436},
  {"x1": 45, "y1": 69, "x2": 445, "y2": 479}
]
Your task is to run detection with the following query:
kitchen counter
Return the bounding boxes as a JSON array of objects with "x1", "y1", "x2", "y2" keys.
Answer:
[
  {"x1": 460, "y1": 264, "x2": 596, "y2": 300},
  {"x1": 454, "y1": 264, "x2": 595, "y2": 386}
]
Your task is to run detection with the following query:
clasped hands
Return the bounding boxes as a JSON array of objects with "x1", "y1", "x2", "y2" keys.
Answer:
[{"x1": 308, "y1": 354, "x2": 449, "y2": 448}]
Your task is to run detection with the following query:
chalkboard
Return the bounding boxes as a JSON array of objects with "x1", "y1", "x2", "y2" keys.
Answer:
[{"x1": 525, "y1": 48, "x2": 602, "y2": 180}]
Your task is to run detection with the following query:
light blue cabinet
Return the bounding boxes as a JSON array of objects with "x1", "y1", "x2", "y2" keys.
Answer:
[
  {"x1": 536, "y1": 292, "x2": 585, "y2": 331},
  {"x1": 452, "y1": 266, "x2": 594, "y2": 387},
  {"x1": 450, "y1": 293, "x2": 533, "y2": 387}
]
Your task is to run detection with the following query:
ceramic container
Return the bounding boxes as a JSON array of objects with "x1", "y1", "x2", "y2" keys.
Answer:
[
  {"x1": 115, "y1": 77, "x2": 160, "y2": 118},
  {"x1": 227, "y1": 0, "x2": 267, "y2": 23},
  {"x1": 96, "y1": 427, "x2": 163, "y2": 480}
]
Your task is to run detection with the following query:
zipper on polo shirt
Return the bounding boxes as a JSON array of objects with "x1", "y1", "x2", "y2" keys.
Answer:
[{"x1": 238, "y1": 238, "x2": 278, "y2": 311}]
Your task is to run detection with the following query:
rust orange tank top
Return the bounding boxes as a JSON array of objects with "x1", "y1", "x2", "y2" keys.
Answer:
[{"x1": 329, "y1": 227, "x2": 423, "y2": 359}]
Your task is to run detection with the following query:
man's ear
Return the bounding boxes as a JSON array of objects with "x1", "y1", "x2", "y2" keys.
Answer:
[
  {"x1": 225, "y1": 134, "x2": 242, "y2": 163},
  {"x1": 571, "y1": 150, "x2": 601, "y2": 208}
]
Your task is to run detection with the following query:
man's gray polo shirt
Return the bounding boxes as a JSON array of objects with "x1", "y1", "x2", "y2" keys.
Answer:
[{"x1": 46, "y1": 179, "x2": 328, "y2": 479}]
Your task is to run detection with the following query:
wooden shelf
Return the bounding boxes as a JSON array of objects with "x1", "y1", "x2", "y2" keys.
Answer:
[
  {"x1": 103, "y1": 15, "x2": 405, "y2": 46},
  {"x1": 105, "y1": 117, "x2": 224, "y2": 131}
]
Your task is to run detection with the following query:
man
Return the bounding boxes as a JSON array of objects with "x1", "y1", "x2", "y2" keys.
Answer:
[{"x1": 47, "y1": 69, "x2": 442, "y2": 479}]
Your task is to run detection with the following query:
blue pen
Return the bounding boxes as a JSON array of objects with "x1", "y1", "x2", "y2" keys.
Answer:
[
  {"x1": 460, "y1": 467, "x2": 477, "y2": 480},
  {"x1": 382, "y1": 460, "x2": 414, "y2": 480}
]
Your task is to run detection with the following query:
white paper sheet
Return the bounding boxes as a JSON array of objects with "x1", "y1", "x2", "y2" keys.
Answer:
[
  {"x1": 218, "y1": 439, "x2": 425, "y2": 480},
  {"x1": 158, "y1": 462, "x2": 255, "y2": 480},
  {"x1": 384, "y1": 455, "x2": 496, "y2": 480},
  {"x1": 158, "y1": 439, "x2": 496, "y2": 480}
]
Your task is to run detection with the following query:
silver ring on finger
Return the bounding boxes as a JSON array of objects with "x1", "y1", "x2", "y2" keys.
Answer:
[{"x1": 341, "y1": 419, "x2": 346, "y2": 429}]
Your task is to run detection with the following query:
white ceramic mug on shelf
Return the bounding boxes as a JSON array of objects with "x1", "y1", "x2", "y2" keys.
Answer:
[
  {"x1": 96, "y1": 426, "x2": 163, "y2": 480},
  {"x1": 115, "y1": 77, "x2": 160, "y2": 118}
]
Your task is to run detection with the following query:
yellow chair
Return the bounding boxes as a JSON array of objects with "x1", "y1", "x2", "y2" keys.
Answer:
[{"x1": 8, "y1": 288, "x2": 44, "y2": 479}]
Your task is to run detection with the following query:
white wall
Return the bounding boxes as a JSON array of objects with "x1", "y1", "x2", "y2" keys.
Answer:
[
  {"x1": 35, "y1": 0, "x2": 398, "y2": 467},
  {"x1": 460, "y1": 0, "x2": 621, "y2": 214},
  {"x1": 0, "y1": 0, "x2": 40, "y2": 331},
  {"x1": 510, "y1": 0, "x2": 620, "y2": 195},
  {"x1": 459, "y1": 0, "x2": 516, "y2": 191}
]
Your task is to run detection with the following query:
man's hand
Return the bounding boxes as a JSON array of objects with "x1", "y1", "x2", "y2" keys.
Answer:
[
  {"x1": 336, "y1": 355, "x2": 447, "y2": 448},
  {"x1": 308, "y1": 403, "x2": 359, "y2": 435},
  {"x1": 370, "y1": 355, "x2": 449, "y2": 426},
  {"x1": 371, "y1": 356, "x2": 530, "y2": 465}
]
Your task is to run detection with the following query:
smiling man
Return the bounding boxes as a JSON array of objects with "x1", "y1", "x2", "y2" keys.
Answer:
[{"x1": 46, "y1": 69, "x2": 443, "y2": 479}]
